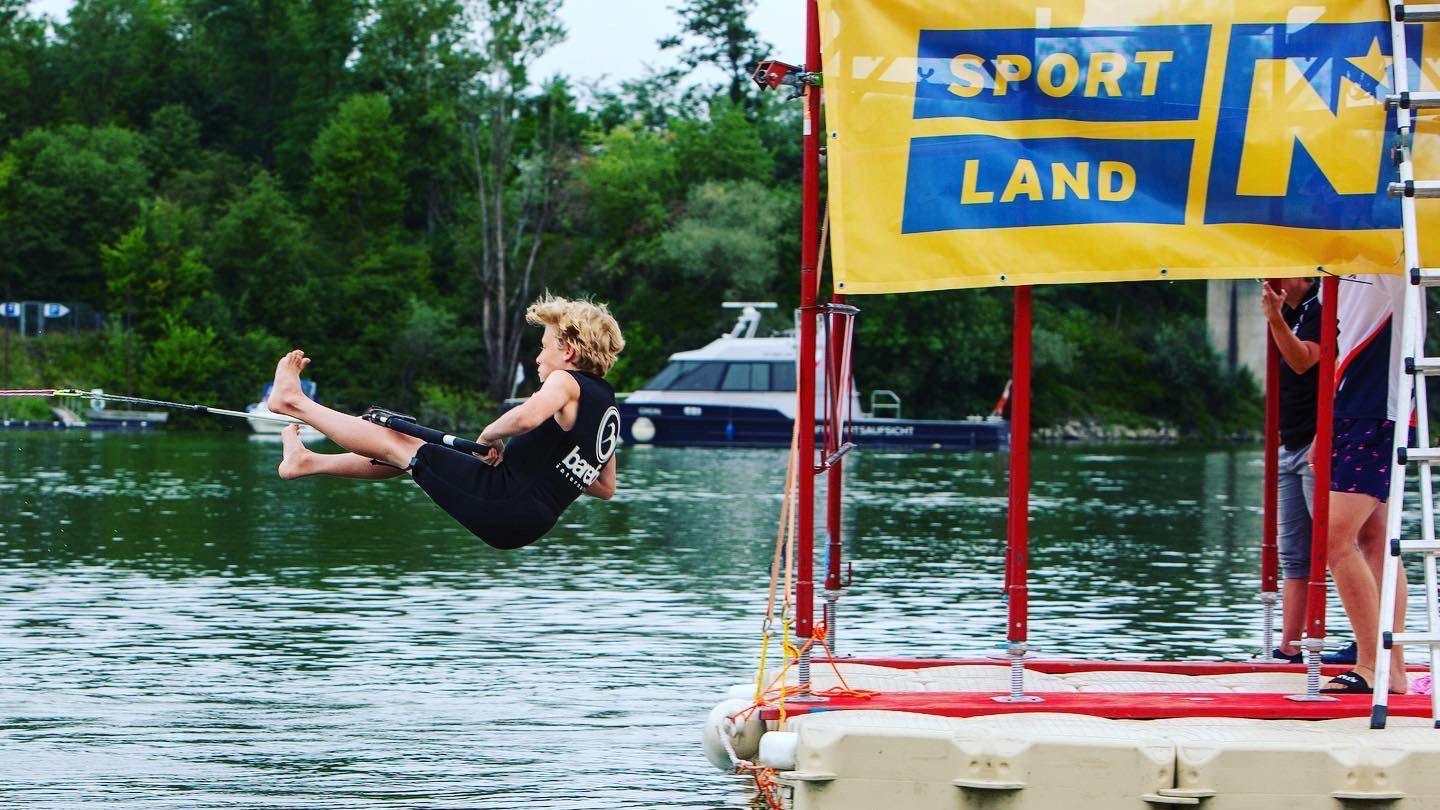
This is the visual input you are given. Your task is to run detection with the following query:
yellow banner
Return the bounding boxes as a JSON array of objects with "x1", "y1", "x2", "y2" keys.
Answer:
[{"x1": 819, "y1": 1, "x2": 1440, "y2": 293}]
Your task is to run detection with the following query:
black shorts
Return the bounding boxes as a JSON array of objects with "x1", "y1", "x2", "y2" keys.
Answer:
[{"x1": 410, "y1": 444, "x2": 558, "y2": 550}]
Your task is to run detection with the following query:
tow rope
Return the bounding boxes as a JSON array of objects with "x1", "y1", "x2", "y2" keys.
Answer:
[
  {"x1": 2, "y1": 388, "x2": 298, "y2": 424},
  {"x1": 1, "y1": 391, "x2": 490, "y2": 455}
]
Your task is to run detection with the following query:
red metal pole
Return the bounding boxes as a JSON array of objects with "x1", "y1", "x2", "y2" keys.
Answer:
[
  {"x1": 1261, "y1": 285, "x2": 1280, "y2": 597},
  {"x1": 1006, "y1": 287, "x2": 1033, "y2": 643},
  {"x1": 1305, "y1": 275, "x2": 1339, "y2": 641},
  {"x1": 795, "y1": 0, "x2": 821, "y2": 643}
]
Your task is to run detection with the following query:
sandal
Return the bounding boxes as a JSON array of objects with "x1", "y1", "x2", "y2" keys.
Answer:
[
  {"x1": 1321, "y1": 670, "x2": 1373, "y2": 694},
  {"x1": 1271, "y1": 647, "x2": 1303, "y2": 664}
]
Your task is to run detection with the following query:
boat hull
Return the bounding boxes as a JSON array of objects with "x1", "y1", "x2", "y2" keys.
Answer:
[{"x1": 619, "y1": 403, "x2": 1008, "y2": 450}]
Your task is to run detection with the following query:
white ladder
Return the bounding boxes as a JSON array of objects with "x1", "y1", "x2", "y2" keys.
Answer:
[{"x1": 1373, "y1": 0, "x2": 1440, "y2": 729}]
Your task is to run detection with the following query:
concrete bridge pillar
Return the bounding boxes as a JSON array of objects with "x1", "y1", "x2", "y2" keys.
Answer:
[{"x1": 1206, "y1": 280, "x2": 1266, "y2": 384}]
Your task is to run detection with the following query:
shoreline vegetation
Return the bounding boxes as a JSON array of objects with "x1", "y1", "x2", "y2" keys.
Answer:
[
  {"x1": 3, "y1": 0, "x2": 1261, "y2": 440},
  {"x1": 1036, "y1": 420, "x2": 1184, "y2": 443}
]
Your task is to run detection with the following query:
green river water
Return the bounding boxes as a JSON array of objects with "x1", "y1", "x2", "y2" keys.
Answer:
[{"x1": 0, "y1": 431, "x2": 1375, "y2": 808}]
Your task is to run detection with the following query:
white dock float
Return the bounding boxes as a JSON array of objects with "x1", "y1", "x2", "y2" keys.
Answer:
[
  {"x1": 715, "y1": 663, "x2": 1440, "y2": 809},
  {"x1": 776, "y1": 711, "x2": 1440, "y2": 809}
]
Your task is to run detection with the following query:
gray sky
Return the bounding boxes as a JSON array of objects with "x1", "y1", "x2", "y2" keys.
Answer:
[{"x1": 25, "y1": 0, "x2": 805, "y2": 87}]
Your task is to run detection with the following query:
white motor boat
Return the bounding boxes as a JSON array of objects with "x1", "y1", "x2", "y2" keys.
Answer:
[{"x1": 246, "y1": 381, "x2": 325, "y2": 442}]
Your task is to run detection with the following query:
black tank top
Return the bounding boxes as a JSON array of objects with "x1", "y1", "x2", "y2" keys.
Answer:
[{"x1": 503, "y1": 370, "x2": 619, "y2": 512}]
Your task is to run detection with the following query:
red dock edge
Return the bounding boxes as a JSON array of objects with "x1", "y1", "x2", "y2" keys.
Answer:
[{"x1": 757, "y1": 657, "x2": 1435, "y2": 721}]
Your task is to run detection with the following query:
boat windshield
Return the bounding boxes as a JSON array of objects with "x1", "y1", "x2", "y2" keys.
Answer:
[{"x1": 643, "y1": 361, "x2": 796, "y2": 392}]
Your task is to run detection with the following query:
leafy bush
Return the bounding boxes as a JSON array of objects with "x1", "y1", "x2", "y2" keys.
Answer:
[{"x1": 415, "y1": 383, "x2": 496, "y2": 435}]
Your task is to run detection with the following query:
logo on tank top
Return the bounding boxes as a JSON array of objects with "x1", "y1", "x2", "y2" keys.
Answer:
[
  {"x1": 557, "y1": 406, "x2": 622, "y2": 490},
  {"x1": 596, "y1": 407, "x2": 620, "y2": 463}
]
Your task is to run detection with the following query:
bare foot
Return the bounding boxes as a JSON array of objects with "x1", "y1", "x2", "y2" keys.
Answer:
[
  {"x1": 267, "y1": 349, "x2": 311, "y2": 416},
  {"x1": 277, "y1": 424, "x2": 313, "y2": 480},
  {"x1": 1391, "y1": 673, "x2": 1409, "y2": 696},
  {"x1": 1361, "y1": 664, "x2": 1411, "y2": 696}
]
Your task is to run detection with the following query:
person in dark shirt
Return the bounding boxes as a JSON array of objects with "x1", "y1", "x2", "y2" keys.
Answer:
[
  {"x1": 1259, "y1": 278, "x2": 1319, "y2": 663},
  {"x1": 266, "y1": 294, "x2": 625, "y2": 550}
]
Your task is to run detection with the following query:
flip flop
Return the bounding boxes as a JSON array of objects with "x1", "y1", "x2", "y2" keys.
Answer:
[
  {"x1": 1321, "y1": 670, "x2": 1372, "y2": 694},
  {"x1": 1271, "y1": 647, "x2": 1303, "y2": 664}
]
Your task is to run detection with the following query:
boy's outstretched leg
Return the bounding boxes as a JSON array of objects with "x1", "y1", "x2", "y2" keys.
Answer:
[
  {"x1": 266, "y1": 350, "x2": 424, "y2": 469},
  {"x1": 277, "y1": 424, "x2": 403, "y2": 480}
]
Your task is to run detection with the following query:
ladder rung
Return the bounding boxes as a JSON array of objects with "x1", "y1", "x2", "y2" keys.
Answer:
[
  {"x1": 1398, "y1": 446, "x2": 1440, "y2": 464},
  {"x1": 1405, "y1": 356, "x2": 1440, "y2": 376},
  {"x1": 1388, "y1": 91, "x2": 1440, "y2": 110},
  {"x1": 1397, "y1": 3, "x2": 1440, "y2": 22},
  {"x1": 1393, "y1": 537, "x2": 1440, "y2": 555},
  {"x1": 1410, "y1": 268, "x2": 1440, "y2": 287},
  {"x1": 1385, "y1": 630, "x2": 1440, "y2": 648},
  {"x1": 1389, "y1": 181, "x2": 1440, "y2": 198}
]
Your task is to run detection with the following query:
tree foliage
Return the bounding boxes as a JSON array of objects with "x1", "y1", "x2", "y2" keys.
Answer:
[
  {"x1": 660, "y1": 0, "x2": 769, "y2": 107},
  {"x1": 0, "y1": 0, "x2": 1258, "y2": 436}
]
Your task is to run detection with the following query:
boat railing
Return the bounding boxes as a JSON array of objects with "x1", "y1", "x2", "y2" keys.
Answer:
[
  {"x1": 869, "y1": 389, "x2": 901, "y2": 419},
  {"x1": 721, "y1": 301, "x2": 777, "y2": 339}
]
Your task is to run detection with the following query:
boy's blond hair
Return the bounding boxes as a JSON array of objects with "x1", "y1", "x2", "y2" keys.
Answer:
[{"x1": 525, "y1": 293, "x2": 625, "y2": 376}]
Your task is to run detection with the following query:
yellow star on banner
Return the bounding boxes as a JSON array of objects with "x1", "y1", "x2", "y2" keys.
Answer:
[{"x1": 1347, "y1": 37, "x2": 1391, "y2": 84}]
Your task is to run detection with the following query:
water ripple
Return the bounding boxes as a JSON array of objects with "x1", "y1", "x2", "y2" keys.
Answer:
[{"x1": 0, "y1": 435, "x2": 1425, "y2": 807}]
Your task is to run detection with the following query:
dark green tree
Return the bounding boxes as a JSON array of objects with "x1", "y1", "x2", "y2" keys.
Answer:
[
  {"x1": 0, "y1": 125, "x2": 150, "y2": 303},
  {"x1": 205, "y1": 170, "x2": 317, "y2": 343},
  {"x1": 659, "y1": 179, "x2": 788, "y2": 300},
  {"x1": 659, "y1": 0, "x2": 769, "y2": 107},
  {"x1": 354, "y1": 0, "x2": 473, "y2": 235},
  {"x1": 53, "y1": 0, "x2": 187, "y2": 127},
  {"x1": 0, "y1": 1, "x2": 52, "y2": 141},
  {"x1": 308, "y1": 93, "x2": 407, "y2": 255},
  {"x1": 102, "y1": 197, "x2": 214, "y2": 341},
  {"x1": 672, "y1": 98, "x2": 773, "y2": 186},
  {"x1": 185, "y1": 0, "x2": 361, "y2": 180}
]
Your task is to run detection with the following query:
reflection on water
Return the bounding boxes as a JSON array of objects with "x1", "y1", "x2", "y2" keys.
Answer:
[{"x1": 0, "y1": 433, "x2": 1410, "y2": 807}]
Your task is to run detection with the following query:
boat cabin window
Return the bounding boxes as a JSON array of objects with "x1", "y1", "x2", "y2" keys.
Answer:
[
  {"x1": 643, "y1": 361, "x2": 796, "y2": 392},
  {"x1": 722, "y1": 362, "x2": 770, "y2": 391},
  {"x1": 646, "y1": 361, "x2": 726, "y2": 391}
]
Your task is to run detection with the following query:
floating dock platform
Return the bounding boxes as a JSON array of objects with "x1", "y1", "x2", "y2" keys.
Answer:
[{"x1": 717, "y1": 659, "x2": 1440, "y2": 810}]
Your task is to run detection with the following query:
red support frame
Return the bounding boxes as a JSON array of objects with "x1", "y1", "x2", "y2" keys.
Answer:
[
  {"x1": 794, "y1": 0, "x2": 822, "y2": 643},
  {"x1": 1006, "y1": 287, "x2": 1033, "y2": 642},
  {"x1": 1305, "y1": 275, "x2": 1340, "y2": 642},
  {"x1": 760, "y1": 690, "x2": 1436, "y2": 722}
]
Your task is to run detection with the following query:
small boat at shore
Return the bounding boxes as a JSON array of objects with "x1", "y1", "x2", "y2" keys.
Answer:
[
  {"x1": 6, "y1": 389, "x2": 168, "y2": 431},
  {"x1": 84, "y1": 388, "x2": 169, "y2": 429}
]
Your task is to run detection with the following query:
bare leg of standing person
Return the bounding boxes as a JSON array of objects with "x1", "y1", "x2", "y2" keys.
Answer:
[
  {"x1": 1326, "y1": 492, "x2": 1408, "y2": 694},
  {"x1": 1358, "y1": 501, "x2": 1408, "y2": 692},
  {"x1": 1281, "y1": 578, "x2": 1307, "y2": 656}
]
